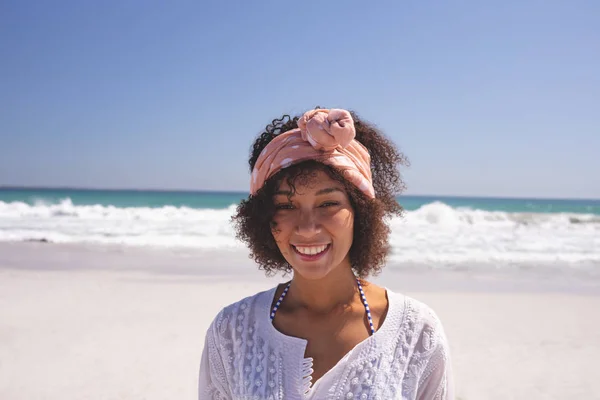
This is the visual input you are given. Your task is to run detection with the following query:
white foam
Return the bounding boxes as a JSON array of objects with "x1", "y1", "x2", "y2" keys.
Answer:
[
  {"x1": 1, "y1": 199, "x2": 598, "y2": 266},
  {"x1": 389, "y1": 201, "x2": 600, "y2": 265},
  {"x1": 0, "y1": 198, "x2": 242, "y2": 249}
]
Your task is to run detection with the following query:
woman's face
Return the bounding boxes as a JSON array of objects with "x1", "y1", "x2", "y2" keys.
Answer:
[{"x1": 271, "y1": 170, "x2": 355, "y2": 280}]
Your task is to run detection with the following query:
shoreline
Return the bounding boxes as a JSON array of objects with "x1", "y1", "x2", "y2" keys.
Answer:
[{"x1": 1, "y1": 241, "x2": 599, "y2": 295}]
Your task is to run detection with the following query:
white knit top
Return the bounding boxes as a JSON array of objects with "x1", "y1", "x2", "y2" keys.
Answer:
[{"x1": 199, "y1": 287, "x2": 453, "y2": 399}]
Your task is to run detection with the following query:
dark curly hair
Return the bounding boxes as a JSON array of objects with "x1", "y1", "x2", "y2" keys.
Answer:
[{"x1": 232, "y1": 109, "x2": 409, "y2": 278}]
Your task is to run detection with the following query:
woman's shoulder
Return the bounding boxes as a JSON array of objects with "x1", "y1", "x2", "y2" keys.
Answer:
[
  {"x1": 386, "y1": 289, "x2": 447, "y2": 341},
  {"x1": 204, "y1": 286, "x2": 277, "y2": 341}
]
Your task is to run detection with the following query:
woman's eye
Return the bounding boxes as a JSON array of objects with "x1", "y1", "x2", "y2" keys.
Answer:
[
  {"x1": 275, "y1": 204, "x2": 294, "y2": 210},
  {"x1": 320, "y1": 201, "x2": 339, "y2": 208}
]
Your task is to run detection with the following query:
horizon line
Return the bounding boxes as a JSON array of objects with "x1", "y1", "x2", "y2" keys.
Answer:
[{"x1": 0, "y1": 184, "x2": 599, "y2": 202}]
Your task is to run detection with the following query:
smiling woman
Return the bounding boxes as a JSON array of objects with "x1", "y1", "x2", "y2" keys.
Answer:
[{"x1": 199, "y1": 108, "x2": 454, "y2": 399}]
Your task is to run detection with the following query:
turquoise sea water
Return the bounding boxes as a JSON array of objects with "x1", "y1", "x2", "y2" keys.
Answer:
[
  {"x1": 1, "y1": 187, "x2": 598, "y2": 267},
  {"x1": 1, "y1": 187, "x2": 599, "y2": 214}
]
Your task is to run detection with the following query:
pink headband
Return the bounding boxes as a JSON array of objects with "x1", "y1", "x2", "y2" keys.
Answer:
[{"x1": 250, "y1": 109, "x2": 375, "y2": 198}]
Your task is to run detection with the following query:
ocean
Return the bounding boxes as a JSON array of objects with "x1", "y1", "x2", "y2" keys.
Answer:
[{"x1": 1, "y1": 188, "x2": 599, "y2": 269}]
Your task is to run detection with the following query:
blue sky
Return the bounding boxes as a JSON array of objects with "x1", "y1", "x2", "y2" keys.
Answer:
[{"x1": 1, "y1": 1, "x2": 598, "y2": 198}]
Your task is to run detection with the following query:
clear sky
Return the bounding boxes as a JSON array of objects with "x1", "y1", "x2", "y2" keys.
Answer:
[{"x1": 1, "y1": 1, "x2": 598, "y2": 198}]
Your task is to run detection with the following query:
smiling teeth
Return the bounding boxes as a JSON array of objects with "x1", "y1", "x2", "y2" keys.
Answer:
[{"x1": 295, "y1": 245, "x2": 328, "y2": 255}]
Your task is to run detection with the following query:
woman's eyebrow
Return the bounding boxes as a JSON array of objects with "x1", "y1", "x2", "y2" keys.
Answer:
[{"x1": 316, "y1": 187, "x2": 344, "y2": 195}]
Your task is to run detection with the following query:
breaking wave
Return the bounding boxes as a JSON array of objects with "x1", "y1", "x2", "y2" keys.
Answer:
[{"x1": 1, "y1": 199, "x2": 598, "y2": 266}]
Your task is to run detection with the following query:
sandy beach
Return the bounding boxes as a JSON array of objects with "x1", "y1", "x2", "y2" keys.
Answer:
[{"x1": 1, "y1": 242, "x2": 599, "y2": 400}]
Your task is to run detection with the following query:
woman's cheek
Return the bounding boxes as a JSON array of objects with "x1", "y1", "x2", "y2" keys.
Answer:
[{"x1": 331, "y1": 209, "x2": 354, "y2": 228}]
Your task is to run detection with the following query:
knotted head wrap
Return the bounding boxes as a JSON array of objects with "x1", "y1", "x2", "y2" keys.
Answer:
[{"x1": 250, "y1": 109, "x2": 375, "y2": 198}]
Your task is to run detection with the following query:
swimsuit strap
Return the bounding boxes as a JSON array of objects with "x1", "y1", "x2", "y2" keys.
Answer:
[
  {"x1": 356, "y1": 278, "x2": 375, "y2": 335},
  {"x1": 270, "y1": 282, "x2": 290, "y2": 320},
  {"x1": 270, "y1": 278, "x2": 376, "y2": 336}
]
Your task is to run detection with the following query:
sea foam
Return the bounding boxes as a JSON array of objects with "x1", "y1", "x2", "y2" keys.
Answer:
[{"x1": 1, "y1": 198, "x2": 598, "y2": 267}]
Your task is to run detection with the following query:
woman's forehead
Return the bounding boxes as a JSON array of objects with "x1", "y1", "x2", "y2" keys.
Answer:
[{"x1": 276, "y1": 170, "x2": 345, "y2": 194}]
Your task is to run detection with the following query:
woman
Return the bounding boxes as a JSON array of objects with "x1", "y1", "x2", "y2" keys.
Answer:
[{"x1": 199, "y1": 108, "x2": 453, "y2": 399}]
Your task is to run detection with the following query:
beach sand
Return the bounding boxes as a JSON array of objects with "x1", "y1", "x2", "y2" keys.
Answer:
[{"x1": 1, "y1": 242, "x2": 599, "y2": 399}]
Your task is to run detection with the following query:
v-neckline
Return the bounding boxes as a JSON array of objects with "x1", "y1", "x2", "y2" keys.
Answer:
[{"x1": 263, "y1": 285, "x2": 396, "y2": 396}]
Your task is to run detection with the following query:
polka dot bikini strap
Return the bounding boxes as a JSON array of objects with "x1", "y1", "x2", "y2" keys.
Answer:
[
  {"x1": 356, "y1": 278, "x2": 375, "y2": 336},
  {"x1": 270, "y1": 282, "x2": 291, "y2": 320}
]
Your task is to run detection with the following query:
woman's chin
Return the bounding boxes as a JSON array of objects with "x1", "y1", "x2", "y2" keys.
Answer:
[{"x1": 290, "y1": 259, "x2": 344, "y2": 281}]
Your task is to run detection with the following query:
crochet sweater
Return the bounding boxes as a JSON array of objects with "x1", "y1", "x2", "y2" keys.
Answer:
[{"x1": 199, "y1": 287, "x2": 453, "y2": 399}]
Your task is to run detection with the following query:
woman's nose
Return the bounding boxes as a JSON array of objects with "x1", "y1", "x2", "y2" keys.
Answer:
[{"x1": 295, "y1": 211, "x2": 321, "y2": 237}]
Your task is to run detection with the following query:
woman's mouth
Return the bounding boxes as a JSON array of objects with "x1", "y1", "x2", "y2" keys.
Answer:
[{"x1": 291, "y1": 244, "x2": 331, "y2": 261}]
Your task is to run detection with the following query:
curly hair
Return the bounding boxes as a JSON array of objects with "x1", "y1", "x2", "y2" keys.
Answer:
[{"x1": 232, "y1": 109, "x2": 409, "y2": 278}]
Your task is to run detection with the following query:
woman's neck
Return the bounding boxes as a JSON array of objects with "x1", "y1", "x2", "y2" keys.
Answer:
[{"x1": 287, "y1": 260, "x2": 360, "y2": 314}]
